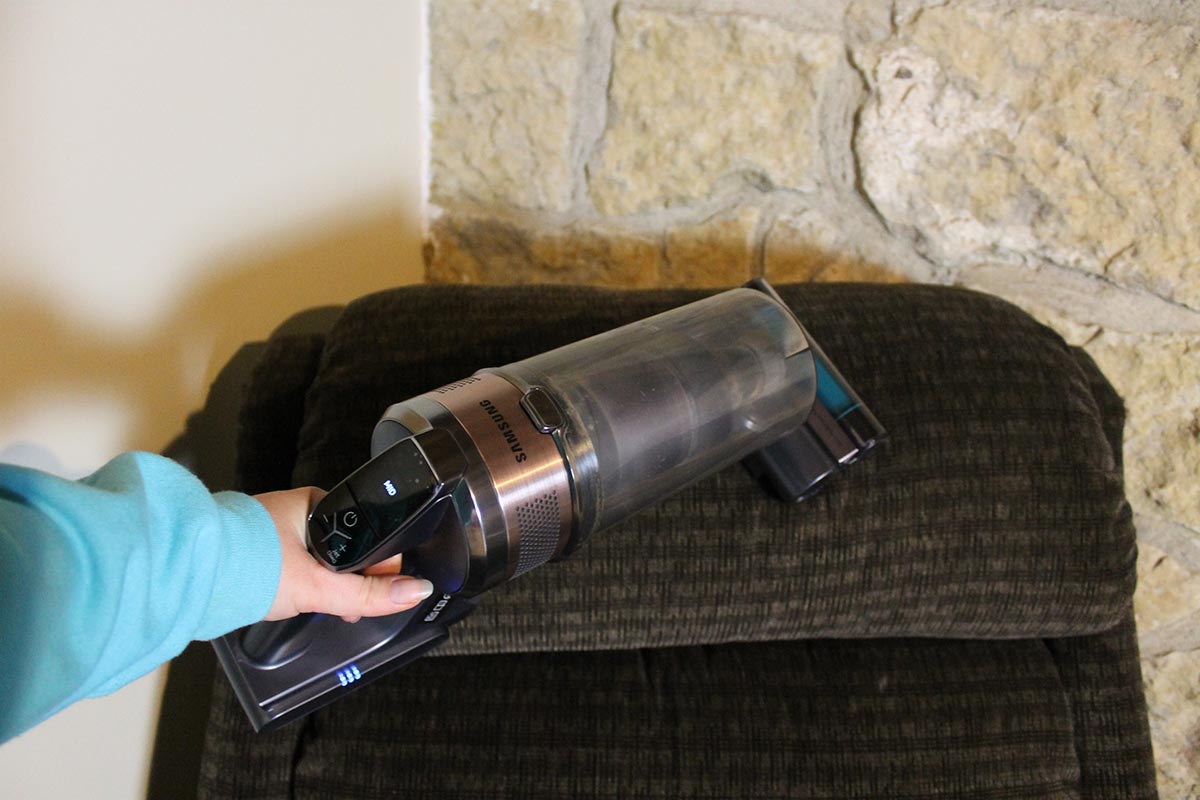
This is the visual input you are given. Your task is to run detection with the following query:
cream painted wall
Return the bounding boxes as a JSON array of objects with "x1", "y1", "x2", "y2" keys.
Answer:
[{"x1": 0, "y1": 2, "x2": 424, "y2": 797}]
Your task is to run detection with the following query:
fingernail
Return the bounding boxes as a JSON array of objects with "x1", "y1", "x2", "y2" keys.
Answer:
[{"x1": 390, "y1": 578, "x2": 435, "y2": 605}]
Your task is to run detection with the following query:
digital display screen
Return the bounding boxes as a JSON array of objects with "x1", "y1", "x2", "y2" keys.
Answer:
[{"x1": 350, "y1": 439, "x2": 440, "y2": 542}]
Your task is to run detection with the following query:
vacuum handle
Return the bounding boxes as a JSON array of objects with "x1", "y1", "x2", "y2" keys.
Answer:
[
  {"x1": 239, "y1": 615, "x2": 321, "y2": 667},
  {"x1": 307, "y1": 429, "x2": 467, "y2": 572}
]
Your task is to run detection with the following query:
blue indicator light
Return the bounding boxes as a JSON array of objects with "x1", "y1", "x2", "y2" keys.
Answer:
[
  {"x1": 815, "y1": 358, "x2": 859, "y2": 420},
  {"x1": 337, "y1": 664, "x2": 363, "y2": 686}
]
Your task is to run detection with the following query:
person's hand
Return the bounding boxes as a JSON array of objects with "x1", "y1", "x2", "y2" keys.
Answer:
[{"x1": 254, "y1": 487, "x2": 434, "y2": 622}]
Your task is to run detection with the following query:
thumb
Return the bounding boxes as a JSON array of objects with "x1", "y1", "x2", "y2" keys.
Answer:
[{"x1": 304, "y1": 569, "x2": 436, "y2": 619}]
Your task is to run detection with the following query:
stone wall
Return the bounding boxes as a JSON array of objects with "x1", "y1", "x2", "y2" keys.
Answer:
[{"x1": 425, "y1": 1, "x2": 1199, "y2": 792}]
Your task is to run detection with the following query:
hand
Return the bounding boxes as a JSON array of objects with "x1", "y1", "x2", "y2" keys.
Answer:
[{"x1": 253, "y1": 487, "x2": 435, "y2": 622}]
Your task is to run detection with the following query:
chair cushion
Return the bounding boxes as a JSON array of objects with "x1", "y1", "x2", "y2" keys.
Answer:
[
  {"x1": 198, "y1": 615, "x2": 1153, "y2": 799},
  {"x1": 196, "y1": 284, "x2": 1156, "y2": 799}
]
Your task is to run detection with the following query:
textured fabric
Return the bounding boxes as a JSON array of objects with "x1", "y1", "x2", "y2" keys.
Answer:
[
  {"x1": 1045, "y1": 617, "x2": 1157, "y2": 800},
  {"x1": 0, "y1": 452, "x2": 279, "y2": 743},
  {"x1": 196, "y1": 282, "x2": 1156, "y2": 799},
  {"x1": 289, "y1": 283, "x2": 1135, "y2": 646},
  {"x1": 202, "y1": 632, "x2": 1095, "y2": 800},
  {"x1": 1050, "y1": 350, "x2": 1157, "y2": 799},
  {"x1": 235, "y1": 333, "x2": 326, "y2": 496},
  {"x1": 200, "y1": 621, "x2": 1158, "y2": 799}
]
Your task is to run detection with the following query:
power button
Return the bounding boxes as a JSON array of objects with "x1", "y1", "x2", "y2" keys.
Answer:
[
  {"x1": 520, "y1": 387, "x2": 565, "y2": 433},
  {"x1": 308, "y1": 483, "x2": 375, "y2": 569}
]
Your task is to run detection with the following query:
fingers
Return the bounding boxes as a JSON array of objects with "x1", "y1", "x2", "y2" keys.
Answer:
[
  {"x1": 257, "y1": 485, "x2": 435, "y2": 623},
  {"x1": 344, "y1": 556, "x2": 406, "y2": 620},
  {"x1": 362, "y1": 553, "x2": 404, "y2": 576},
  {"x1": 305, "y1": 567, "x2": 435, "y2": 620}
]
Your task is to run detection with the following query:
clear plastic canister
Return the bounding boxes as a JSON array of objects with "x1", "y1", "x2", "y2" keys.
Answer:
[{"x1": 494, "y1": 287, "x2": 817, "y2": 543}]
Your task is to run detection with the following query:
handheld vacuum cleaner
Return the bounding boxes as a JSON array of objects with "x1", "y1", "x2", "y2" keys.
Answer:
[{"x1": 214, "y1": 280, "x2": 884, "y2": 732}]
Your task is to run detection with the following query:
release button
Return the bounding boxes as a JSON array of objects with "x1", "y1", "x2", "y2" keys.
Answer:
[{"x1": 520, "y1": 387, "x2": 565, "y2": 434}]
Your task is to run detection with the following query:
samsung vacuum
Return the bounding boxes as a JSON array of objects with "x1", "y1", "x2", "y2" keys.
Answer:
[{"x1": 213, "y1": 279, "x2": 884, "y2": 731}]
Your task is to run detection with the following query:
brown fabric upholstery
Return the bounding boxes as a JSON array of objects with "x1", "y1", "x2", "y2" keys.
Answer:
[{"x1": 198, "y1": 283, "x2": 1155, "y2": 799}]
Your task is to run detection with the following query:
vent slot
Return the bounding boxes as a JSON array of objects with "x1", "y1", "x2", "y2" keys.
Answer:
[{"x1": 514, "y1": 490, "x2": 561, "y2": 576}]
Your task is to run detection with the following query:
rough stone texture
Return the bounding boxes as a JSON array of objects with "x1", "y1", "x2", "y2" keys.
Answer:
[
  {"x1": 958, "y1": 263, "x2": 1200, "y2": 343},
  {"x1": 662, "y1": 206, "x2": 759, "y2": 286},
  {"x1": 428, "y1": 0, "x2": 586, "y2": 212},
  {"x1": 1136, "y1": 514, "x2": 1200, "y2": 657},
  {"x1": 764, "y1": 207, "x2": 910, "y2": 283},
  {"x1": 854, "y1": 3, "x2": 1200, "y2": 311},
  {"x1": 587, "y1": 8, "x2": 842, "y2": 216},
  {"x1": 1142, "y1": 648, "x2": 1200, "y2": 799},
  {"x1": 426, "y1": 212, "x2": 663, "y2": 287},
  {"x1": 1085, "y1": 333, "x2": 1200, "y2": 531},
  {"x1": 426, "y1": 209, "x2": 757, "y2": 288},
  {"x1": 1136, "y1": 537, "x2": 1200, "y2": 659}
]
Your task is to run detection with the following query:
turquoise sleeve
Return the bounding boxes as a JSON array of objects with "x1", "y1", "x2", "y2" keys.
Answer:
[{"x1": 0, "y1": 452, "x2": 282, "y2": 743}]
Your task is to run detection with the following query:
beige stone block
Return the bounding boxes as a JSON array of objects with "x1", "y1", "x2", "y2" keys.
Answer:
[
  {"x1": 1141, "y1": 649, "x2": 1200, "y2": 798},
  {"x1": 764, "y1": 208, "x2": 909, "y2": 284},
  {"x1": 1135, "y1": 541, "x2": 1200, "y2": 640},
  {"x1": 1084, "y1": 332, "x2": 1200, "y2": 530},
  {"x1": 427, "y1": 214, "x2": 662, "y2": 287},
  {"x1": 957, "y1": 262, "x2": 1200, "y2": 345},
  {"x1": 527, "y1": 227, "x2": 663, "y2": 288},
  {"x1": 662, "y1": 207, "x2": 759, "y2": 288},
  {"x1": 588, "y1": 8, "x2": 842, "y2": 216},
  {"x1": 426, "y1": 206, "x2": 763, "y2": 289},
  {"x1": 855, "y1": 4, "x2": 1200, "y2": 310},
  {"x1": 428, "y1": 0, "x2": 584, "y2": 212}
]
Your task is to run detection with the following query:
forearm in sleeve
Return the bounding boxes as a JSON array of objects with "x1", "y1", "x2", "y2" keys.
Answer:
[{"x1": 0, "y1": 451, "x2": 281, "y2": 742}]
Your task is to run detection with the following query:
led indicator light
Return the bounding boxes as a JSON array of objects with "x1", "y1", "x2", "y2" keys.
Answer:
[{"x1": 337, "y1": 664, "x2": 363, "y2": 686}]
